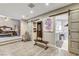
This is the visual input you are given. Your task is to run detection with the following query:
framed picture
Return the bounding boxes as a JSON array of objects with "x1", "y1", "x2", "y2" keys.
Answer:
[{"x1": 43, "y1": 17, "x2": 54, "y2": 32}]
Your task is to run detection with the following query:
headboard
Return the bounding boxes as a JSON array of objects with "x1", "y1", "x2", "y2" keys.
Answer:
[{"x1": 0, "y1": 26, "x2": 12, "y2": 30}]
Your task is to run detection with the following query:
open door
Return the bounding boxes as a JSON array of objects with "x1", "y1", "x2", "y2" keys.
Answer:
[
  {"x1": 37, "y1": 21, "x2": 42, "y2": 40},
  {"x1": 68, "y1": 10, "x2": 79, "y2": 55}
]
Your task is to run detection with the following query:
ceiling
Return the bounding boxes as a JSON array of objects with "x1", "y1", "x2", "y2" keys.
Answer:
[{"x1": 0, "y1": 3, "x2": 71, "y2": 20}]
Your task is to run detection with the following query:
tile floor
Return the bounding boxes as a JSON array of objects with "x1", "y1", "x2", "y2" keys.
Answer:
[{"x1": 0, "y1": 41, "x2": 75, "y2": 56}]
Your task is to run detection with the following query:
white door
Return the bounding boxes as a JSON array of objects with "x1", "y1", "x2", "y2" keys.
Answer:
[{"x1": 69, "y1": 10, "x2": 79, "y2": 55}]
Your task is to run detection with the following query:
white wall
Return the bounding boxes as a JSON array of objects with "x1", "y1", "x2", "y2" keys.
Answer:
[
  {"x1": 20, "y1": 20, "x2": 27, "y2": 36},
  {"x1": 27, "y1": 22, "x2": 32, "y2": 40},
  {"x1": 42, "y1": 17, "x2": 55, "y2": 45}
]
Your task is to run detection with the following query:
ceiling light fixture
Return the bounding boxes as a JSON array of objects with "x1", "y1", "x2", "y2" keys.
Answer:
[
  {"x1": 22, "y1": 15, "x2": 25, "y2": 18},
  {"x1": 30, "y1": 10, "x2": 33, "y2": 14},
  {"x1": 22, "y1": 15, "x2": 28, "y2": 20},
  {"x1": 28, "y1": 3, "x2": 35, "y2": 14},
  {"x1": 22, "y1": 15, "x2": 26, "y2": 19},
  {"x1": 45, "y1": 3, "x2": 49, "y2": 6}
]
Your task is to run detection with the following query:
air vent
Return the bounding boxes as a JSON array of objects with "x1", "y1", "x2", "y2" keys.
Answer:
[{"x1": 28, "y1": 3, "x2": 35, "y2": 8}]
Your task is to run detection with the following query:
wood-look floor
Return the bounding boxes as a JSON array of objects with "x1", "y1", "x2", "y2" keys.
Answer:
[{"x1": 0, "y1": 41, "x2": 75, "y2": 56}]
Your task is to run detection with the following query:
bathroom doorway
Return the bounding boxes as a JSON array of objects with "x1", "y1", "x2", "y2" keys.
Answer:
[{"x1": 55, "y1": 13, "x2": 68, "y2": 50}]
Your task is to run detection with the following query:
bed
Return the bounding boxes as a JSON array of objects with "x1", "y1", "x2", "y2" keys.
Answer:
[{"x1": 0, "y1": 26, "x2": 17, "y2": 36}]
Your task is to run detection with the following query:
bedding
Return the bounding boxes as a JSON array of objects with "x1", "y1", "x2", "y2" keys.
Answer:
[{"x1": 0, "y1": 26, "x2": 17, "y2": 36}]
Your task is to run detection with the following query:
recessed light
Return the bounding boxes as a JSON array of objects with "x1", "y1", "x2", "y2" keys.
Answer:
[
  {"x1": 22, "y1": 15, "x2": 25, "y2": 19},
  {"x1": 45, "y1": 3, "x2": 49, "y2": 6},
  {"x1": 22, "y1": 15, "x2": 25, "y2": 18},
  {"x1": 30, "y1": 10, "x2": 33, "y2": 14}
]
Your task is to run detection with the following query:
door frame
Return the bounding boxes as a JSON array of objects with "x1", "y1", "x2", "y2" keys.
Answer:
[{"x1": 37, "y1": 21, "x2": 43, "y2": 39}]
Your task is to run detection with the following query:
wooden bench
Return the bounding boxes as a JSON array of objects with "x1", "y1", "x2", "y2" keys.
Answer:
[{"x1": 34, "y1": 39, "x2": 49, "y2": 50}]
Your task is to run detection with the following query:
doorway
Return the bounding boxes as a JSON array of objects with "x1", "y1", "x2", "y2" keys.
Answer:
[
  {"x1": 55, "y1": 13, "x2": 68, "y2": 50},
  {"x1": 37, "y1": 21, "x2": 43, "y2": 40}
]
